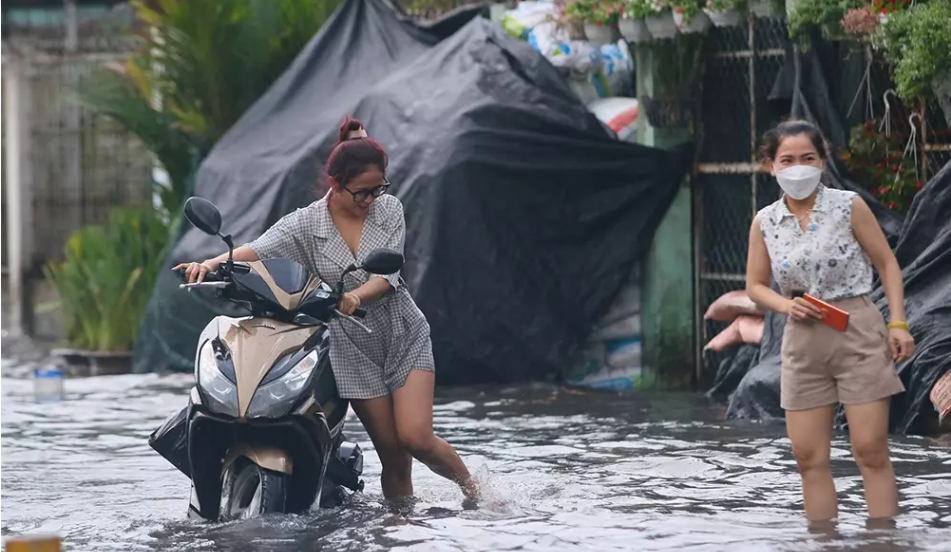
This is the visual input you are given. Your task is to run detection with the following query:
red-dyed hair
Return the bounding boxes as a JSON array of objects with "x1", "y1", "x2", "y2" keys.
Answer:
[{"x1": 324, "y1": 116, "x2": 388, "y2": 190}]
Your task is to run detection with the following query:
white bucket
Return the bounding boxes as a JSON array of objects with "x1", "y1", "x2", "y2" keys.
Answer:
[{"x1": 33, "y1": 367, "x2": 65, "y2": 401}]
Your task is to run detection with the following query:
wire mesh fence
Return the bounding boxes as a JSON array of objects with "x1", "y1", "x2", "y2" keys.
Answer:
[
  {"x1": 695, "y1": 14, "x2": 788, "y2": 358},
  {"x1": 24, "y1": 55, "x2": 153, "y2": 266}
]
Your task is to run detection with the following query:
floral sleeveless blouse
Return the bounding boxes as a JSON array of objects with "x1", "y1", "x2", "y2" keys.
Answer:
[{"x1": 756, "y1": 186, "x2": 874, "y2": 301}]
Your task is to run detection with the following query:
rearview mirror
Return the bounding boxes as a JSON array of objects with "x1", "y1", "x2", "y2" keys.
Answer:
[
  {"x1": 360, "y1": 249, "x2": 404, "y2": 275},
  {"x1": 183, "y1": 197, "x2": 222, "y2": 236}
]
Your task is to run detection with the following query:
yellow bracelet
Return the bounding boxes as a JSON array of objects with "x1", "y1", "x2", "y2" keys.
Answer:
[{"x1": 887, "y1": 320, "x2": 910, "y2": 331}]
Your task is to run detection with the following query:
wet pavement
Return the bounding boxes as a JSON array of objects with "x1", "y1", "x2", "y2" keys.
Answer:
[{"x1": 2, "y1": 366, "x2": 950, "y2": 551}]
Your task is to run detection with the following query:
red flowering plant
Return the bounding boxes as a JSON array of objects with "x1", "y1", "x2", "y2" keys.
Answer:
[
  {"x1": 589, "y1": 0, "x2": 626, "y2": 25},
  {"x1": 843, "y1": 120, "x2": 922, "y2": 213},
  {"x1": 566, "y1": 0, "x2": 624, "y2": 25},
  {"x1": 871, "y1": 0, "x2": 912, "y2": 17},
  {"x1": 840, "y1": 5, "x2": 879, "y2": 40}
]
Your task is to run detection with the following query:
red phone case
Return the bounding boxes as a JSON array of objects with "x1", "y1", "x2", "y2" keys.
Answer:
[{"x1": 803, "y1": 293, "x2": 850, "y2": 332}]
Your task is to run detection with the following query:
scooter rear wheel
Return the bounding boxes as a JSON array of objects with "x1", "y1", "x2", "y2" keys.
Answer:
[{"x1": 222, "y1": 459, "x2": 287, "y2": 520}]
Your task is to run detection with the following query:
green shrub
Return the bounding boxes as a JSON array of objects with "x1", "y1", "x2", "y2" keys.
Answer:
[
  {"x1": 879, "y1": 1, "x2": 951, "y2": 103},
  {"x1": 44, "y1": 204, "x2": 169, "y2": 352}
]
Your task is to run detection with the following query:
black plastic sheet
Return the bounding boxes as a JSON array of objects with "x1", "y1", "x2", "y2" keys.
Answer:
[
  {"x1": 133, "y1": 0, "x2": 692, "y2": 384},
  {"x1": 721, "y1": 36, "x2": 951, "y2": 434}
]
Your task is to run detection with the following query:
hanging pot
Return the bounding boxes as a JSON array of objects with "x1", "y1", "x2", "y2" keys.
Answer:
[
  {"x1": 673, "y1": 9, "x2": 712, "y2": 34},
  {"x1": 703, "y1": 8, "x2": 743, "y2": 27},
  {"x1": 933, "y1": 71, "x2": 951, "y2": 128},
  {"x1": 645, "y1": 10, "x2": 679, "y2": 40},
  {"x1": 641, "y1": 93, "x2": 697, "y2": 129},
  {"x1": 584, "y1": 20, "x2": 618, "y2": 47},
  {"x1": 619, "y1": 16, "x2": 653, "y2": 43}
]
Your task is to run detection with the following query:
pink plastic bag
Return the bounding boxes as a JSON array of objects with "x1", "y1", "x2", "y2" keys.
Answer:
[
  {"x1": 704, "y1": 290, "x2": 762, "y2": 322},
  {"x1": 704, "y1": 315, "x2": 765, "y2": 352}
]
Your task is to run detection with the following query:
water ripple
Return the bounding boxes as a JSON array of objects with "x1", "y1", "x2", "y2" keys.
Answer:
[{"x1": 2, "y1": 374, "x2": 950, "y2": 551}]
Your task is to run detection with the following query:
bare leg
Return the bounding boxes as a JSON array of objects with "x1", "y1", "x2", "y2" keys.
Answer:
[
  {"x1": 392, "y1": 370, "x2": 478, "y2": 500},
  {"x1": 786, "y1": 404, "x2": 838, "y2": 522},
  {"x1": 844, "y1": 398, "x2": 899, "y2": 519},
  {"x1": 350, "y1": 396, "x2": 413, "y2": 501}
]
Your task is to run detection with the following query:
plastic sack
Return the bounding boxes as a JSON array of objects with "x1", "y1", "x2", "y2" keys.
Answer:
[
  {"x1": 704, "y1": 315, "x2": 764, "y2": 352},
  {"x1": 591, "y1": 313, "x2": 641, "y2": 342},
  {"x1": 149, "y1": 406, "x2": 191, "y2": 478},
  {"x1": 501, "y1": 1, "x2": 556, "y2": 40},
  {"x1": 587, "y1": 41, "x2": 634, "y2": 98},
  {"x1": 605, "y1": 336, "x2": 642, "y2": 369},
  {"x1": 586, "y1": 97, "x2": 639, "y2": 142}
]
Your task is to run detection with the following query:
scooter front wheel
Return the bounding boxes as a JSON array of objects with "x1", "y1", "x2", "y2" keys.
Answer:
[{"x1": 221, "y1": 458, "x2": 287, "y2": 520}]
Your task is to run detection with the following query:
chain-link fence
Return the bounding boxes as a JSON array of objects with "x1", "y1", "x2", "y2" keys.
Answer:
[{"x1": 694, "y1": 15, "x2": 789, "y2": 367}]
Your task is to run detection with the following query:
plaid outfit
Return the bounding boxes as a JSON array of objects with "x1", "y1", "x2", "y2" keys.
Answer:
[{"x1": 246, "y1": 193, "x2": 435, "y2": 399}]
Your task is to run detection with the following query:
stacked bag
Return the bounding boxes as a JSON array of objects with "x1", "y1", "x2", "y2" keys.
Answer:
[
  {"x1": 567, "y1": 265, "x2": 643, "y2": 390},
  {"x1": 500, "y1": 1, "x2": 635, "y2": 105}
]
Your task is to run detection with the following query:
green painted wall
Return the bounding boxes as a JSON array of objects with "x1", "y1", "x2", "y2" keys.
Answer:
[{"x1": 635, "y1": 45, "x2": 695, "y2": 390}]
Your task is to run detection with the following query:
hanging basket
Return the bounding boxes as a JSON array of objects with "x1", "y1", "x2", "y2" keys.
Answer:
[
  {"x1": 933, "y1": 72, "x2": 951, "y2": 128},
  {"x1": 703, "y1": 8, "x2": 743, "y2": 27},
  {"x1": 673, "y1": 9, "x2": 712, "y2": 34},
  {"x1": 619, "y1": 16, "x2": 652, "y2": 43},
  {"x1": 645, "y1": 10, "x2": 679, "y2": 40},
  {"x1": 584, "y1": 21, "x2": 619, "y2": 47},
  {"x1": 641, "y1": 93, "x2": 698, "y2": 129}
]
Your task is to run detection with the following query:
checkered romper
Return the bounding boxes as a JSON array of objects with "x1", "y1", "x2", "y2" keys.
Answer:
[{"x1": 245, "y1": 193, "x2": 435, "y2": 400}]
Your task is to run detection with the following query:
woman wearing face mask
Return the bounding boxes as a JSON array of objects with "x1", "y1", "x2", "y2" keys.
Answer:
[{"x1": 745, "y1": 120, "x2": 914, "y2": 523}]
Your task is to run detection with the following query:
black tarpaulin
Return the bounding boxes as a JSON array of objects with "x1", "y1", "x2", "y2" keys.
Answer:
[
  {"x1": 133, "y1": 0, "x2": 692, "y2": 384},
  {"x1": 721, "y1": 36, "x2": 951, "y2": 435}
]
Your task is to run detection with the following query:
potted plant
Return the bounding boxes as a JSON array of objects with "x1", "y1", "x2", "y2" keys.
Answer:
[
  {"x1": 620, "y1": 0, "x2": 656, "y2": 43},
  {"x1": 842, "y1": 120, "x2": 922, "y2": 213},
  {"x1": 567, "y1": 0, "x2": 622, "y2": 46},
  {"x1": 641, "y1": 32, "x2": 707, "y2": 128},
  {"x1": 788, "y1": 0, "x2": 865, "y2": 46},
  {"x1": 644, "y1": 0, "x2": 679, "y2": 40},
  {"x1": 839, "y1": 5, "x2": 879, "y2": 42},
  {"x1": 45, "y1": 203, "x2": 169, "y2": 376},
  {"x1": 671, "y1": 0, "x2": 711, "y2": 34},
  {"x1": 704, "y1": 0, "x2": 748, "y2": 28},
  {"x1": 878, "y1": 1, "x2": 951, "y2": 127}
]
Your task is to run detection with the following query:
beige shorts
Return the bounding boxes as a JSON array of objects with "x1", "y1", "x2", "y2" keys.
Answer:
[{"x1": 780, "y1": 295, "x2": 905, "y2": 411}]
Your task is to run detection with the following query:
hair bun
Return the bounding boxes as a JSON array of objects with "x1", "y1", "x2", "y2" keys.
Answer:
[{"x1": 338, "y1": 116, "x2": 365, "y2": 143}]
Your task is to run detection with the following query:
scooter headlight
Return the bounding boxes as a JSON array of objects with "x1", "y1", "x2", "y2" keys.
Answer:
[
  {"x1": 247, "y1": 350, "x2": 318, "y2": 418},
  {"x1": 197, "y1": 341, "x2": 239, "y2": 417}
]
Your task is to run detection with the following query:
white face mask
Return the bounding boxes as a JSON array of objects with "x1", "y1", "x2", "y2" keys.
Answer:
[{"x1": 775, "y1": 164, "x2": 822, "y2": 200}]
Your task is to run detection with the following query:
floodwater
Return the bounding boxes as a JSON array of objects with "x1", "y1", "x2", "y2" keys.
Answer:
[{"x1": 2, "y1": 366, "x2": 951, "y2": 552}]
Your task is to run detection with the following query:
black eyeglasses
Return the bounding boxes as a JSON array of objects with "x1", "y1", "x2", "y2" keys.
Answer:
[{"x1": 344, "y1": 179, "x2": 389, "y2": 202}]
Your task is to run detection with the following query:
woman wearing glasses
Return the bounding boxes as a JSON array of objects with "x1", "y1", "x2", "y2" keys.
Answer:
[{"x1": 175, "y1": 117, "x2": 479, "y2": 506}]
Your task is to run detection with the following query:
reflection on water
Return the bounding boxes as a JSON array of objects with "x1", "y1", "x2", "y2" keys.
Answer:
[{"x1": 2, "y1": 370, "x2": 950, "y2": 552}]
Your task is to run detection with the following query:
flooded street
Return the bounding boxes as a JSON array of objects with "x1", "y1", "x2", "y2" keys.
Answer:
[{"x1": 2, "y1": 367, "x2": 950, "y2": 552}]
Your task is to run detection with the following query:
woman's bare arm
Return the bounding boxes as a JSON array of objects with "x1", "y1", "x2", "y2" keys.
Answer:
[
  {"x1": 208, "y1": 246, "x2": 259, "y2": 266},
  {"x1": 850, "y1": 196, "x2": 906, "y2": 322}
]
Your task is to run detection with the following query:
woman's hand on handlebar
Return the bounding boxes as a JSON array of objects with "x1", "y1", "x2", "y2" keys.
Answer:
[
  {"x1": 338, "y1": 292, "x2": 362, "y2": 316},
  {"x1": 172, "y1": 259, "x2": 221, "y2": 284}
]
